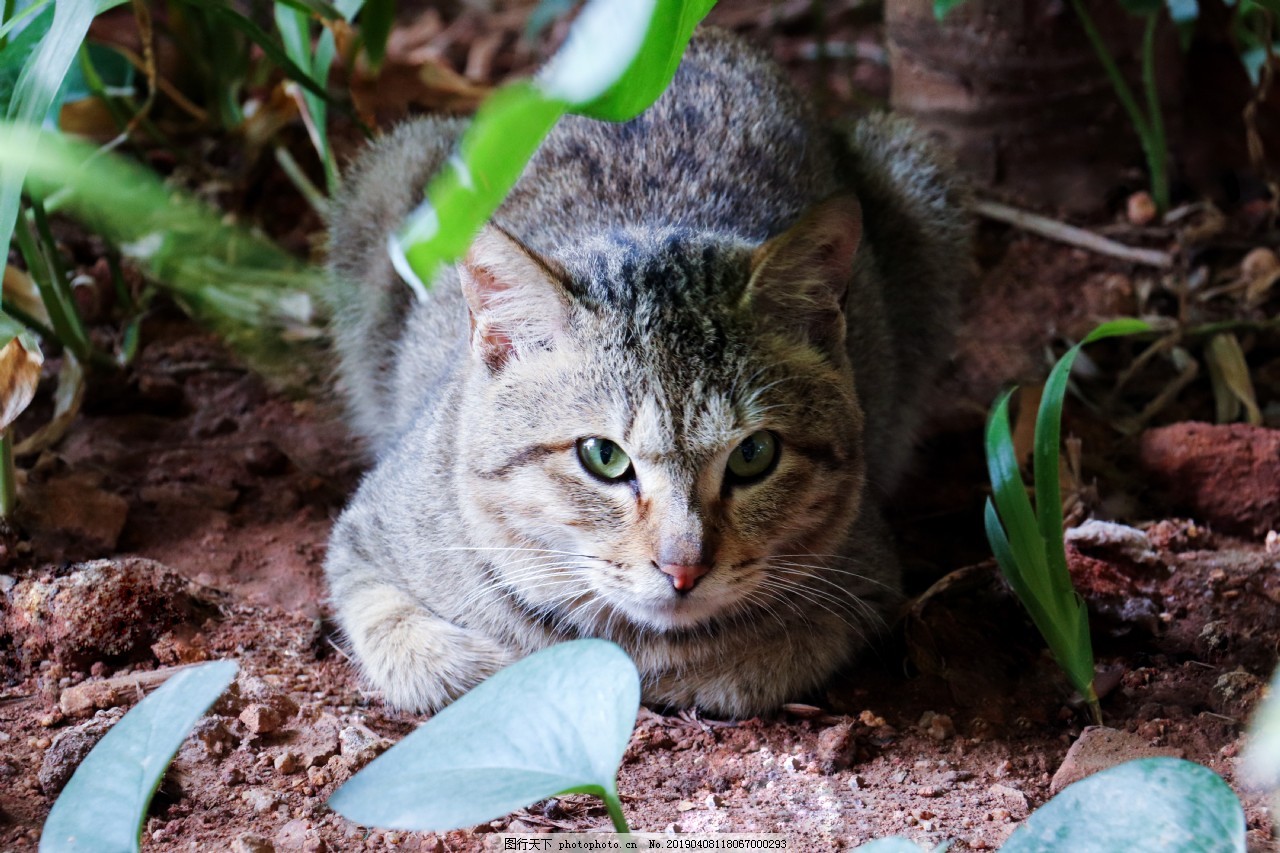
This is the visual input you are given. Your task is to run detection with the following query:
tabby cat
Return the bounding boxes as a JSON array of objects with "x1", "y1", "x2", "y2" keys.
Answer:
[{"x1": 324, "y1": 28, "x2": 970, "y2": 717}]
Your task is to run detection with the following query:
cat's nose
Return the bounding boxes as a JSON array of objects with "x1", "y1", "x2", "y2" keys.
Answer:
[{"x1": 659, "y1": 563, "x2": 710, "y2": 593}]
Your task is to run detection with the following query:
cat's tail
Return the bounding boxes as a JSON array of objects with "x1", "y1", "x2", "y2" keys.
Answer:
[
  {"x1": 325, "y1": 117, "x2": 466, "y2": 453},
  {"x1": 830, "y1": 113, "x2": 974, "y2": 491}
]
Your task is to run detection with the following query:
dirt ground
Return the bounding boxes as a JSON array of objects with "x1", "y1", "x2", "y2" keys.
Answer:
[{"x1": 2, "y1": 2, "x2": 1280, "y2": 851}]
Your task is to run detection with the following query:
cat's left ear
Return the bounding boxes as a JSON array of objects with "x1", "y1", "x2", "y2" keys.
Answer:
[
  {"x1": 458, "y1": 224, "x2": 573, "y2": 371},
  {"x1": 743, "y1": 195, "x2": 862, "y2": 355}
]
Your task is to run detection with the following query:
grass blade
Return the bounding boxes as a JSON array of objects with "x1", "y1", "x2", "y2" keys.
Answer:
[{"x1": 40, "y1": 660, "x2": 238, "y2": 852}]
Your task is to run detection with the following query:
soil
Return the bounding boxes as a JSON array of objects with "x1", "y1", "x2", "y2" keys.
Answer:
[{"x1": 3, "y1": 2, "x2": 1280, "y2": 852}]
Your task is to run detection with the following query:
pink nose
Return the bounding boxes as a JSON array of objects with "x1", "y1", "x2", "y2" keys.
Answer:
[{"x1": 659, "y1": 563, "x2": 710, "y2": 593}]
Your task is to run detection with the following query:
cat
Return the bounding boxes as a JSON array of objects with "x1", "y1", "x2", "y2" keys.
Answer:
[{"x1": 323, "y1": 27, "x2": 971, "y2": 717}]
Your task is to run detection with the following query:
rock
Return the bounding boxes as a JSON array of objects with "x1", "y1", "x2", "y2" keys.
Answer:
[
  {"x1": 815, "y1": 721, "x2": 855, "y2": 773},
  {"x1": 986, "y1": 783, "x2": 1029, "y2": 820},
  {"x1": 295, "y1": 713, "x2": 342, "y2": 768},
  {"x1": 231, "y1": 835, "x2": 274, "y2": 853},
  {"x1": 1126, "y1": 191, "x2": 1157, "y2": 226},
  {"x1": 242, "y1": 788, "x2": 279, "y2": 814},
  {"x1": 274, "y1": 751, "x2": 301, "y2": 774},
  {"x1": 274, "y1": 818, "x2": 326, "y2": 852},
  {"x1": 918, "y1": 711, "x2": 955, "y2": 741},
  {"x1": 338, "y1": 721, "x2": 390, "y2": 769},
  {"x1": 38, "y1": 708, "x2": 125, "y2": 794},
  {"x1": 1050, "y1": 725, "x2": 1184, "y2": 794},
  {"x1": 188, "y1": 716, "x2": 237, "y2": 759},
  {"x1": 1138, "y1": 423, "x2": 1280, "y2": 537},
  {"x1": 4, "y1": 559, "x2": 203, "y2": 672},
  {"x1": 214, "y1": 674, "x2": 298, "y2": 720},
  {"x1": 240, "y1": 703, "x2": 285, "y2": 735},
  {"x1": 1065, "y1": 520, "x2": 1157, "y2": 563}
]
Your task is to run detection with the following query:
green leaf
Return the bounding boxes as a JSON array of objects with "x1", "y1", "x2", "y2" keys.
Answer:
[
  {"x1": 933, "y1": 0, "x2": 970, "y2": 20},
  {"x1": 328, "y1": 639, "x2": 641, "y2": 832},
  {"x1": 39, "y1": 660, "x2": 238, "y2": 853},
  {"x1": 0, "y1": 123, "x2": 323, "y2": 381},
  {"x1": 854, "y1": 840, "x2": 928, "y2": 852},
  {"x1": 1002, "y1": 758, "x2": 1245, "y2": 853},
  {"x1": 1243, "y1": 666, "x2": 1280, "y2": 789},
  {"x1": 552, "y1": 0, "x2": 717, "y2": 123},
  {"x1": 392, "y1": 0, "x2": 715, "y2": 293},
  {"x1": 168, "y1": 0, "x2": 333, "y2": 106},
  {"x1": 357, "y1": 0, "x2": 394, "y2": 69}
]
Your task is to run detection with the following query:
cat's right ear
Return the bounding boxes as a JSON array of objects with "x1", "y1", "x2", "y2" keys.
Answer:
[
  {"x1": 458, "y1": 225, "x2": 572, "y2": 371},
  {"x1": 742, "y1": 195, "x2": 862, "y2": 356}
]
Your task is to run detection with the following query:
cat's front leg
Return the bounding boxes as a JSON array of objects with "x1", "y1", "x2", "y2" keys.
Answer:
[
  {"x1": 326, "y1": 513, "x2": 515, "y2": 712},
  {"x1": 336, "y1": 582, "x2": 515, "y2": 712}
]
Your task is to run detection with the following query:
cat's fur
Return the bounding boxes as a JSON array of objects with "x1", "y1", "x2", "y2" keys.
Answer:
[{"x1": 324, "y1": 28, "x2": 971, "y2": 717}]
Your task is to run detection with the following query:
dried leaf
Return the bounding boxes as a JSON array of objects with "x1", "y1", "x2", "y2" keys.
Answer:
[
  {"x1": 1205, "y1": 333, "x2": 1262, "y2": 426},
  {"x1": 0, "y1": 333, "x2": 44, "y2": 432},
  {"x1": 3, "y1": 263, "x2": 52, "y2": 326},
  {"x1": 16, "y1": 352, "x2": 83, "y2": 456}
]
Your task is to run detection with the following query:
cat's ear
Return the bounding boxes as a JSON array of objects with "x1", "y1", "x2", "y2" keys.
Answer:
[
  {"x1": 743, "y1": 195, "x2": 862, "y2": 354},
  {"x1": 458, "y1": 224, "x2": 572, "y2": 371}
]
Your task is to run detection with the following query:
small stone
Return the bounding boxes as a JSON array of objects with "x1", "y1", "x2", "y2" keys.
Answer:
[
  {"x1": 242, "y1": 788, "x2": 279, "y2": 814},
  {"x1": 705, "y1": 793, "x2": 723, "y2": 809},
  {"x1": 1050, "y1": 726, "x2": 1183, "y2": 794},
  {"x1": 918, "y1": 711, "x2": 955, "y2": 741},
  {"x1": 676, "y1": 800, "x2": 695, "y2": 812},
  {"x1": 275, "y1": 752, "x2": 301, "y2": 774},
  {"x1": 232, "y1": 834, "x2": 275, "y2": 853},
  {"x1": 38, "y1": 708, "x2": 125, "y2": 794},
  {"x1": 780, "y1": 755, "x2": 801, "y2": 772},
  {"x1": 987, "y1": 784, "x2": 1029, "y2": 819},
  {"x1": 857, "y1": 710, "x2": 886, "y2": 728},
  {"x1": 816, "y1": 721, "x2": 855, "y2": 773},
  {"x1": 339, "y1": 722, "x2": 390, "y2": 769},
  {"x1": 1126, "y1": 190, "x2": 1157, "y2": 226},
  {"x1": 274, "y1": 818, "x2": 325, "y2": 852},
  {"x1": 241, "y1": 703, "x2": 285, "y2": 735}
]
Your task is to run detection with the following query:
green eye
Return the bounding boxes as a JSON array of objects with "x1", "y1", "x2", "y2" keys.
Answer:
[
  {"x1": 577, "y1": 437, "x2": 633, "y2": 481},
  {"x1": 727, "y1": 430, "x2": 779, "y2": 483}
]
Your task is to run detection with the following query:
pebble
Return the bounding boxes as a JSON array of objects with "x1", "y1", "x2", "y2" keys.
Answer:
[
  {"x1": 241, "y1": 703, "x2": 285, "y2": 735},
  {"x1": 1049, "y1": 725, "x2": 1183, "y2": 794},
  {"x1": 918, "y1": 711, "x2": 955, "y2": 742},
  {"x1": 1126, "y1": 190, "x2": 1157, "y2": 225},
  {"x1": 232, "y1": 834, "x2": 275, "y2": 853},
  {"x1": 275, "y1": 752, "x2": 301, "y2": 774}
]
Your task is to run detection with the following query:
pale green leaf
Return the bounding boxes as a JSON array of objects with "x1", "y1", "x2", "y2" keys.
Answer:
[
  {"x1": 39, "y1": 660, "x2": 238, "y2": 853},
  {"x1": 1002, "y1": 758, "x2": 1245, "y2": 853},
  {"x1": 328, "y1": 639, "x2": 640, "y2": 832}
]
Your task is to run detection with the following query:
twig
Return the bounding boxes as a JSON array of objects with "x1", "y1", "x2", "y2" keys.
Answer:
[{"x1": 974, "y1": 198, "x2": 1175, "y2": 269}]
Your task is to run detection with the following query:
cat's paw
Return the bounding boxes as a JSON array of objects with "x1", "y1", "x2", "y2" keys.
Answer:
[{"x1": 340, "y1": 585, "x2": 515, "y2": 712}]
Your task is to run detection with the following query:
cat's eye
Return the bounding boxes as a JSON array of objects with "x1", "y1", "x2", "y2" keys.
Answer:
[
  {"x1": 577, "y1": 437, "x2": 633, "y2": 481},
  {"x1": 726, "y1": 430, "x2": 779, "y2": 484}
]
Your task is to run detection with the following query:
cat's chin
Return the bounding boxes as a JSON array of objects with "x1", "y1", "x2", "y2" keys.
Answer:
[{"x1": 612, "y1": 593, "x2": 734, "y2": 633}]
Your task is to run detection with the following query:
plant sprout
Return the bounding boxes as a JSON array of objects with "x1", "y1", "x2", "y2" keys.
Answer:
[{"x1": 984, "y1": 319, "x2": 1149, "y2": 723}]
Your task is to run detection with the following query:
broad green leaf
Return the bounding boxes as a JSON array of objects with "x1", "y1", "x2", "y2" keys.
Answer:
[
  {"x1": 328, "y1": 639, "x2": 641, "y2": 832},
  {"x1": 1243, "y1": 666, "x2": 1280, "y2": 789},
  {"x1": 392, "y1": 0, "x2": 715, "y2": 294},
  {"x1": 933, "y1": 0, "x2": 970, "y2": 20},
  {"x1": 60, "y1": 42, "x2": 135, "y2": 107},
  {"x1": 0, "y1": 123, "x2": 322, "y2": 380},
  {"x1": 1002, "y1": 758, "x2": 1245, "y2": 853},
  {"x1": 854, "y1": 839, "x2": 928, "y2": 852},
  {"x1": 39, "y1": 660, "x2": 238, "y2": 853}
]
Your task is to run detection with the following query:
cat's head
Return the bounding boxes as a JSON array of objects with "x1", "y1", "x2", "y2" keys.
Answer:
[{"x1": 454, "y1": 197, "x2": 868, "y2": 634}]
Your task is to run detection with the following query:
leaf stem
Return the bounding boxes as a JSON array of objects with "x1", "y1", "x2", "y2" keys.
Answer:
[
  {"x1": 0, "y1": 430, "x2": 16, "y2": 517},
  {"x1": 602, "y1": 788, "x2": 630, "y2": 834}
]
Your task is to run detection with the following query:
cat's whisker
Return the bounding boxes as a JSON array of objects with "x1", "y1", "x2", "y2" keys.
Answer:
[
  {"x1": 753, "y1": 576, "x2": 873, "y2": 642},
  {"x1": 763, "y1": 567, "x2": 888, "y2": 631}
]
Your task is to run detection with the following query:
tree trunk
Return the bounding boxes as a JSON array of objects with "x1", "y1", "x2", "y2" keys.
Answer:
[{"x1": 886, "y1": 0, "x2": 1179, "y2": 214}]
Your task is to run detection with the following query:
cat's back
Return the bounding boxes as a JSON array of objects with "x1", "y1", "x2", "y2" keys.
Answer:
[{"x1": 500, "y1": 29, "x2": 837, "y2": 251}]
